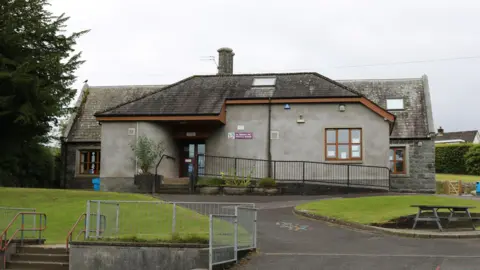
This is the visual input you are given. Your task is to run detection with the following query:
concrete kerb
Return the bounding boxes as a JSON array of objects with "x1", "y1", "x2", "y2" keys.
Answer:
[{"x1": 292, "y1": 208, "x2": 480, "y2": 239}]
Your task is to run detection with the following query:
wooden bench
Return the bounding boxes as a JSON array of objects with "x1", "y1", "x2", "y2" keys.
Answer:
[{"x1": 410, "y1": 205, "x2": 476, "y2": 232}]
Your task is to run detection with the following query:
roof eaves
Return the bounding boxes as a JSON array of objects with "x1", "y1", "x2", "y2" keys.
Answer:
[{"x1": 94, "y1": 75, "x2": 198, "y2": 116}]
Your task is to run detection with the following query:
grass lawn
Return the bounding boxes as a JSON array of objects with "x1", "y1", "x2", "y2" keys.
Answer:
[
  {"x1": 0, "y1": 188, "x2": 247, "y2": 245},
  {"x1": 436, "y1": 174, "x2": 480, "y2": 183},
  {"x1": 296, "y1": 195, "x2": 480, "y2": 225}
]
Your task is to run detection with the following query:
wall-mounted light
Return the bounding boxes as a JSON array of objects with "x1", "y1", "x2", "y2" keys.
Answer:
[
  {"x1": 297, "y1": 114, "x2": 305, "y2": 124},
  {"x1": 338, "y1": 104, "x2": 346, "y2": 112},
  {"x1": 418, "y1": 141, "x2": 423, "y2": 147},
  {"x1": 284, "y1": 104, "x2": 291, "y2": 110}
]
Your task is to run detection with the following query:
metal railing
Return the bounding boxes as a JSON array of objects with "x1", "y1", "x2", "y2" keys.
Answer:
[
  {"x1": 209, "y1": 214, "x2": 237, "y2": 268},
  {"x1": 0, "y1": 207, "x2": 36, "y2": 233},
  {"x1": 209, "y1": 206, "x2": 258, "y2": 270},
  {"x1": 66, "y1": 213, "x2": 107, "y2": 251},
  {"x1": 196, "y1": 154, "x2": 390, "y2": 190},
  {"x1": 83, "y1": 200, "x2": 255, "y2": 241},
  {"x1": 70, "y1": 200, "x2": 257, "y2": 270},
  {"x1": 1, "y1": 212, "x2": 47, "y2": 269}
]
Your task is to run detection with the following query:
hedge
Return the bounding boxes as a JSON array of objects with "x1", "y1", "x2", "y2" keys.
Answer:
[
  {"x1": 435, "y1": 143, "x2": 474, "y2": 174},
  {"x1": 465, "y1": 145, "x2": 480, "y2": 175}
]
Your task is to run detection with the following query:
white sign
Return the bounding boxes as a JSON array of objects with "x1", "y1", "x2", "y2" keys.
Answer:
[
  {"x1": 186, "y1": 132, "x2": 196, "y2": 137},
  {"x1": 237, "y1": 125, "x2": 245, "y2": 130},
  {"x1": 228, "y1": 132, "x2": 235, "y2": 139}
]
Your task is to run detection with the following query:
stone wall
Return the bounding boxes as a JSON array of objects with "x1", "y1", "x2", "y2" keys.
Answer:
[
  {"x1": 65, "y1": 142, "x2": 101, "y2": 190},
  {"x1": 390, "y1": 139, "x2": 435, "y2": 192},
  {"x1": 69, "y1": 242, "x2": 209, "y2": 270}
]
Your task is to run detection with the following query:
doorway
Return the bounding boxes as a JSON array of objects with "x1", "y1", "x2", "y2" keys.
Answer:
[{"x1": 179, "y1": 141, "x2": 205, "y2": 177}]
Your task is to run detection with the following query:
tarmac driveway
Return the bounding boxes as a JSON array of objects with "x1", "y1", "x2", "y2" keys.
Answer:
[{"x1": 160, "y1": 194, "x2": 480, "y2": 270}]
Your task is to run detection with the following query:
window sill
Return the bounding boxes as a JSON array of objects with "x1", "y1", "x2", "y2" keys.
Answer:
[
  {"x1": 75, "y1": 174, "x2": 100, "y2": 178},
  {"x1": 391, "y1": 173, "x2": 410, "y2": 178}
]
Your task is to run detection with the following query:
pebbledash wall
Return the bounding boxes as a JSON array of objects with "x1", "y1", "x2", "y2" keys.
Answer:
[
  {"x1": 99, "y1": 121, "x2": 179, "y2": 192},
  {"x1": 389, "y1": 139, "x2": 435, "y2": 192},
  {"x1": 207, "y1": 103, "x2": 390, "y2": 165},
  {"x1": 94, "y1": 102, "x2": 434, "y2": 192}
]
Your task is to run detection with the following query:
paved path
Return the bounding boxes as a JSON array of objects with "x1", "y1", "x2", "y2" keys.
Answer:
[{"x1": 160, "y1": 194, "x2": 480, "y2": 270}]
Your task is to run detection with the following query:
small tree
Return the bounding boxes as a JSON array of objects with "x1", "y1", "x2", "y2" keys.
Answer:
[
  {"x1": 130, "y1": 135, "x2": 166, "y2": 175},
  {"x1": 465, "y1": 145, "x2": 480, "y2": 175}
]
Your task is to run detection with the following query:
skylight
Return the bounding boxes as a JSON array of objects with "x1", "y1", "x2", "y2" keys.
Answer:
[
  {"x1": 252, "y1": 77, "x2": 276, "y2": 86},
  {"x1": 386, "y1": 98, "x2": 404, "y2": 110}
]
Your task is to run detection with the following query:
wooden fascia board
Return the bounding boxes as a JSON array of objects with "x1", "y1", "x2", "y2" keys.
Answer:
[{"x1": 96, "y1": 115, "x2": 223, "y2": 122}]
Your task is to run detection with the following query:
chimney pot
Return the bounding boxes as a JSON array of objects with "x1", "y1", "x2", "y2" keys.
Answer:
[
  {"x1": 438, "y1": 126, "x2": 444, "y2": 136},
  {"x1": 217, "y1": 47, "x2": 234, "y2": 75}
]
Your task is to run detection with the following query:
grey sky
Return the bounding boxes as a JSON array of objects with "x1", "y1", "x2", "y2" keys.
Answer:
[{"x1": 48, "y1": 0, "x2": 480, "y2": 132}]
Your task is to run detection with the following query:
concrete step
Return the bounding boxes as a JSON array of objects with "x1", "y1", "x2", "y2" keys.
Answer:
[
  {"x1": 11, "y1": 253, "x2": 69, "y2": 263},
  {"x1": 6, "y1": 261, "x2": 68, "y2": 270},
  {"x1": 157, "y1": 186, "x2": 191, "y2": 194},
  {"x1": 16, "y1": 246, "x2": 67, "y2": 255},
  {"x1": 163, "y1": 177, "x2": 190, "y2": 185}
]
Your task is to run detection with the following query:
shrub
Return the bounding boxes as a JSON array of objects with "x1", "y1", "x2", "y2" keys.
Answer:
[
  {"x1": 196, "y1": 177, "x2": 224, "y2": 186},
  {"x1": 435, "y1": 144, "x2": 473, "y2": 174},
  {"x1": 257, "y1": 177, "x2": 276, "y2": 188},
  {"x1": 129, "y1": 135, "x2": 166, "y2": 174},
  {"x1": 465, "y1": 145, "x2": 480, "y2": 175},
  {"x1": 220, "y1": 167, "x2": 254, "y2": 187}
]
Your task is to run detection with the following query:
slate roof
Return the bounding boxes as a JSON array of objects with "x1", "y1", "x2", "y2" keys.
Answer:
[
  {"x1": 434, "y1": 130, "x2": 479, "y2": 143},
  {"x1": 96, "y1": 73, "x2": 361, "y2": 116},
  {"x1": 66, "y1": 85, "x2": 165, "y2": 142},
  {"x1": 66, "y1": 74, "x2": 434, "y2": 142},
  {"x1": 339, "y1": 77, "x2": 433, "y2": 139}
]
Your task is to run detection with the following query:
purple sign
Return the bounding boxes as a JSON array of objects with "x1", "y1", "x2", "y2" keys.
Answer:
[{"x1": 235, "y1": 132, "x2": 253, "y2": 139}]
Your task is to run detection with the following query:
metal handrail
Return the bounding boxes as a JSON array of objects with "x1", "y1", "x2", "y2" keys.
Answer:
[
  {"x1": 1, "y1": 212, "x2": 47, "y2": 269},
  {"x1": 66, "y1": 213, "x2": 87, "y2": 251},
  {"x1": 65, "y1": 213, "x2": 107, "y2": 251}
]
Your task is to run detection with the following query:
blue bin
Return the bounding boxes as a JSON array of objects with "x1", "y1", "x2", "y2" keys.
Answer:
[
  {"x1": 92, "y1": 178, "x2": 101, "y2": 191},
  {"x1": 476, "y1": 182, "x2": 480, "y2": 195}
]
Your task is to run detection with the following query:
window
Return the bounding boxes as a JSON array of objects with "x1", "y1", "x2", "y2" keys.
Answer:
[
  {"x1": 386, "y1": 99, "x2": 404, "y2": 110},
  {"x1": 325, "y1": 128, "x2": 362, "y2": 160},
  {"x1": 79, "y1": 150, "x2": 101, "y2": 175},
  {"x1": 252, "y1": 77, "x2": 276, "y2": 86},
  {"x1": 389, "y1": 147, "x2": 405, "y2": 174}
]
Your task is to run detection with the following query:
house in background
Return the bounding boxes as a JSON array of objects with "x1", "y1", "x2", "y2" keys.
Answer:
[
  {"x1": 62, "y1": 47, "x2": 436, "y2": 193},
  {"x1": 434, "y1": 127, "x2": 480, "y2": 144}
]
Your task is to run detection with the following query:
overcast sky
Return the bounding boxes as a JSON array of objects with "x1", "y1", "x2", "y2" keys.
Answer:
[{"x1": 48, "y1": 0, "x2": 479, "y2": 132}]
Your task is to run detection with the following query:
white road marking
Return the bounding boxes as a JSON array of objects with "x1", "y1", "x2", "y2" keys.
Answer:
[{"x1": 264, "y1": 253, "x2": 480, "y2": 258}]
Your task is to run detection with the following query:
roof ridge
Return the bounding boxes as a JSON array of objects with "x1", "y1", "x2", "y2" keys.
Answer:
[
  {"x1": 193, "y1": 72, "x2": 317, "y2": 77},
  {"x1": 94, "y1": 76, "x2": 197, "y2": 116},
  {"x1": 88, "y1": 84, "x2": 167, "y2": 89},
  {"x1": 337, "y1": 77, "x2": 423, "y2": 82}
]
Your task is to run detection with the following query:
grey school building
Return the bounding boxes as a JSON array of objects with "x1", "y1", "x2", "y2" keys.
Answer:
[{"x1": 62, "y1": 47, "x2": 436, "y2": 193}]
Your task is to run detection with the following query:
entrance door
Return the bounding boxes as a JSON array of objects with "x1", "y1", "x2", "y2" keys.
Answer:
[{"x1": 179, "y1": 141, "x2": 205, "y2": 177}]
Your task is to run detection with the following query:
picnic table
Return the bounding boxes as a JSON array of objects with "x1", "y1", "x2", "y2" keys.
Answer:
[{"x1": 410, "y1": 205, "x2": 476, "y2": 231}]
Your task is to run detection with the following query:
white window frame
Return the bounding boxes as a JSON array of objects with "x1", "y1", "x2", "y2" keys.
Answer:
[
  {"x1": 386, "y1": 98, "x2": 404, "y2": 110},
  {"x1": 252, "y1": 77, "x2": 276, "y2": 86}
]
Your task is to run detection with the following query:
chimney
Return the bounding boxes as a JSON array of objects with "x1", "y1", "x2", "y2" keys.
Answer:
[
  {"x1": 437, "y1": 126, "x2": 444, "y2": 136},
  {"x1": 217, "y1": 47, "x2": 234, "y2": 75}
]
